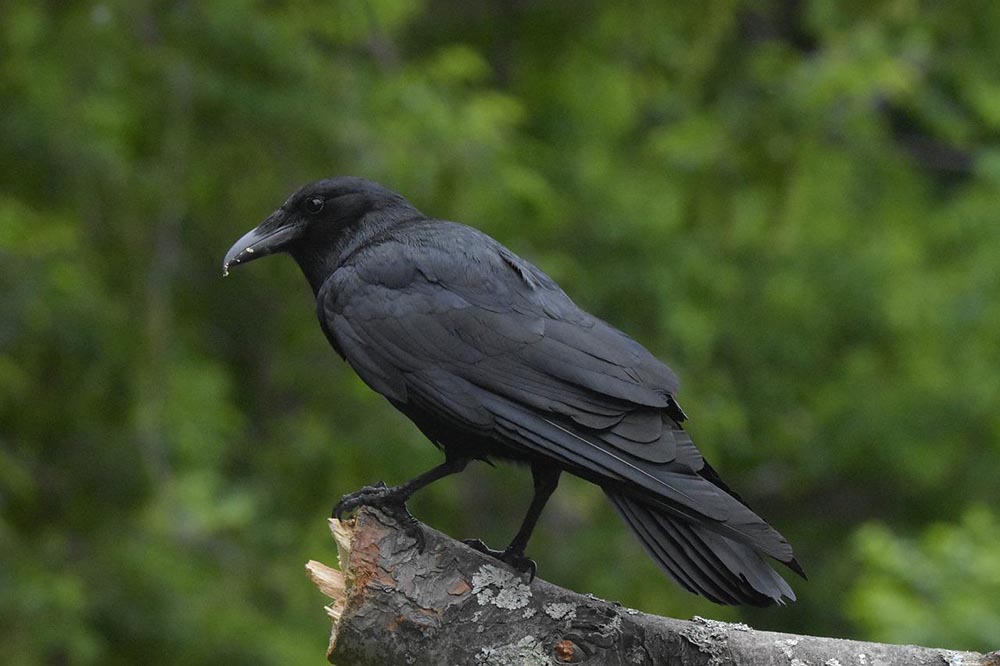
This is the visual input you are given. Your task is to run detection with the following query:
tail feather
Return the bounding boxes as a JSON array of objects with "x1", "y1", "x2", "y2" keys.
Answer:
[
  {"x1": 606, "y1": 491, "x2": 797, "y2": 606},
  {"x1": 611, "y1": 492, "x2": 744, "y2": 603}
]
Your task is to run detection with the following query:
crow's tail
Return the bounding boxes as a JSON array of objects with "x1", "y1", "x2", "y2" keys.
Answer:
[{"x1": 605, "y1": 491, "x2": 799, "y2": 606}]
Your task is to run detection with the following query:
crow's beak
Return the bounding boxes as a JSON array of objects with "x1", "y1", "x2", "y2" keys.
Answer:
[{"x1": 222, "y1": 211, "x2": 299, "y2": 276}]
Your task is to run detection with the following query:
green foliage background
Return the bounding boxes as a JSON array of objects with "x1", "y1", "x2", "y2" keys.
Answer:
[{"x1": 2, "y1": 1, "x2": 999, "y2": 663}]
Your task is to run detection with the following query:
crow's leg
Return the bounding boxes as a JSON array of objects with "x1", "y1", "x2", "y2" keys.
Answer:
[
  {"x1": 506, "y1": 463, "x2": 562, "y2": 556},
  {"x1": 333, "y1": 455, "x2": 470, "y2": 551},
  {"x1": 464, "y1": 462, "x2": 560, "y2": 581}
]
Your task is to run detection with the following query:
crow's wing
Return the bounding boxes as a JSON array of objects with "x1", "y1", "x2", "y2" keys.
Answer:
[{"x1": 318, "y1": 222, "x2": 793, "y2": 562}]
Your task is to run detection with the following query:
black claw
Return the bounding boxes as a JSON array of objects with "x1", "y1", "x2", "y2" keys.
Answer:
[
  {"x1": 383, "y1": 502, "x2": 425, "y2": 552},
  {"x1": 502, "y1": 550, "x2": 537, "y2": 583},
  {"x1": 462, "y1": 539, "x2": 537, "y2": 581},
  {"x1": 330, "y1": 483, "x2": 425, "y2": 551},
  {"x1": 523, "y1": 558, "x2": 538, "y2": 584},
  {"x1": 331, "y1": 497, "x2": 345, "y2": 520},
  {"x1": 462, "y1": 538, "x2": 491, "y2": 553},
  {"x1": 332, "y1": 483, "x2": 397, "y2": 520}
]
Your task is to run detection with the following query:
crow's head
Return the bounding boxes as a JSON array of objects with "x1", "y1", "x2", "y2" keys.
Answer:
[{"x1": 223, "y1": 176, "x2": 411, "y2": 277}]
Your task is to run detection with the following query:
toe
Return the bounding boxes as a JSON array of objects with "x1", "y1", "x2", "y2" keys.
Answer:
[
  {"x1": 462, "y1": 538, "x2": 492, "y2": 554},
  {"x1": 501, "y1": 550, "x2": 537, "y2": 582}
]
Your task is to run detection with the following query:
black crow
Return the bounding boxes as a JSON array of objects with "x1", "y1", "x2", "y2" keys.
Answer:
[{"x1": 223, "y1": 177, "x2": 804, "y2": 605}]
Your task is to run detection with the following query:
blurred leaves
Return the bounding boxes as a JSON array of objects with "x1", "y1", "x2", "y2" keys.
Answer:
[
  {"x1": 1, "y1": 0, "x2": 999, "y2": 663},
  {"x1": 850, "y1": 507, "x2": 1000, "y2": 652}
]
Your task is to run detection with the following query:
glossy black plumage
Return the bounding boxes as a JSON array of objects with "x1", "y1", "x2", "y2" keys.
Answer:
[{"x1": 223, "y1": 176, "x2": 804, "y2": 605}]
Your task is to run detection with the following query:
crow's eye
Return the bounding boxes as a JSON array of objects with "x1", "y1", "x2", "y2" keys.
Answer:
[{"x1": 305, "y1": 197, "x2": 324, "y2": 214}]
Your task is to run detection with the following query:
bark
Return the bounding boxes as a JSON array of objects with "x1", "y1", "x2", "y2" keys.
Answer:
[{"x1": 306, "y1": 507, "x2": 1000, "y2": 666}]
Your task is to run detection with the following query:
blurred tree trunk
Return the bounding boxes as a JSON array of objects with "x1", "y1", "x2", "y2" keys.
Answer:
[{"x1": 307, "y1": 508, "x2": 1000, "y2": 665}]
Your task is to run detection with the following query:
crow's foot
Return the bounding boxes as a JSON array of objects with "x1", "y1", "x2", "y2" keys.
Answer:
[
  {"x1": 462, "y1": 538, "x2": 538, "y2": 583},
  {"x1": 332, "y1": 482, "x2": 425, "y2": 551}
]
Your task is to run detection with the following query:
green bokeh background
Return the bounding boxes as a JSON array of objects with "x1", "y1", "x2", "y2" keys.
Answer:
[{"x1": 2, "y1": 1, "x2": 999, "y2": 663}]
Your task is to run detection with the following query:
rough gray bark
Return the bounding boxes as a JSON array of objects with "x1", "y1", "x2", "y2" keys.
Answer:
[{"x1": 306, "y1": 508, "x2": 999, "y2": 666}]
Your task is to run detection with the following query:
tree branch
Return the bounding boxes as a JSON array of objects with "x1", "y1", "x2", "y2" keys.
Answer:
[{"x1": 306, "y1": 508, "x2": 999, "y2": 665}]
